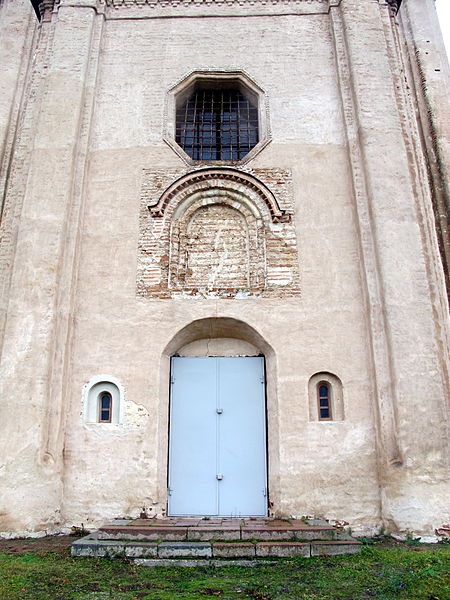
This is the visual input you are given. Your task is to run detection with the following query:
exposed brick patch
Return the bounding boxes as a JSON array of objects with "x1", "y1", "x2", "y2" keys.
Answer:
[
  {"x1": 137, "y1": 166, "x2": 300, "y2": 299},
  {"x1": 146, "y1": 168, "x2": 291, "y2": 221}
]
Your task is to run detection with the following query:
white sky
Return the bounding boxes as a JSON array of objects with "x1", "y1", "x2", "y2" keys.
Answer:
[{"x1": 436, "y1": 0, "x2": 450, "y2": 58}]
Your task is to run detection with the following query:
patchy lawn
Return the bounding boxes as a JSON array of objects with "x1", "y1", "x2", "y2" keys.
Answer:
[{"x1": 0, "y1": 539, "x2": 448, "y2": 599}]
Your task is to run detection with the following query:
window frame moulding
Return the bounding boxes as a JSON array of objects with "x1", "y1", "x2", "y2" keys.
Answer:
[
  {"x1": 164, "y1": 71, "x2": 271, "y2": 167},
  {"x1": 82, "y1": 375, "x2": 125, "y2": 426},
  {"x1": 308, "y1": 371, "x2": 344, "y2": 422}
]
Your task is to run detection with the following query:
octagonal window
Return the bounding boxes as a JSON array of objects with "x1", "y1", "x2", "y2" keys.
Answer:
[
  {"x1": 176, "y1": 83, "x2": 259, "y2": 161},
  {"x1": 166, "y1": 72, "x2": 269, "y2": 165}
]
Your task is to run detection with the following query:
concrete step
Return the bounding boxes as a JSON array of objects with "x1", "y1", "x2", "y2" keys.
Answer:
[{"x1": 71, "y1": 534, "x2": 361, "y2": 559}]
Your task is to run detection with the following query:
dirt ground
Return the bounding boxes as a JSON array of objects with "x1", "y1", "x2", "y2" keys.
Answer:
[{"x1": 0, "y1": 534, "x2": 79, "y2": 554}]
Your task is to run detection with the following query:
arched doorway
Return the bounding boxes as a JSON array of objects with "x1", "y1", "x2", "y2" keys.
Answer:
[{"x1": 161, "y1": 318, "x2": 278, "y2": 517}]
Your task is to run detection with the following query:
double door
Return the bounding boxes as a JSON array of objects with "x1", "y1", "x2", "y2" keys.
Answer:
[{"x1": 168, "y1": 356, "x2": 267, "y2": 517}]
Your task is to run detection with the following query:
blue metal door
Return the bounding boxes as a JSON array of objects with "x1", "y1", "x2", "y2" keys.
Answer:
[{"x1": 168, "y1": 356, "x2": 267, "y2": 517}]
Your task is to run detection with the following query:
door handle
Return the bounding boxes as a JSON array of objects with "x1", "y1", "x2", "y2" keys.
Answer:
[
  {"x1": 216, "y1": 474, "x2": 223, "y2": 480},
  {"x1": 216, "y1": 408, "x2": 223, "y2": 414}
]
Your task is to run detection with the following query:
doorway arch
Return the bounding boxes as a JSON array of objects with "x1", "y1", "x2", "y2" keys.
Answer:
[{"x1": 156, "y1": 317, "x2": 280, "y2": 517}]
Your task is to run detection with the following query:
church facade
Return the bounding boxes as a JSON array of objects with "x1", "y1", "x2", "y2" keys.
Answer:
[{"x1": 0, "y1": 0, "x2": 449, "y2": 538}]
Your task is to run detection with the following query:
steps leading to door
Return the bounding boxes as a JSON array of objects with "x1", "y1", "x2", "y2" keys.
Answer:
[
  {"x1": 95, "y1": 517, "x2": 351, "y2": 542},
  {"x1": 71, "y1": 518, "x2": 361, "y2": 559}
]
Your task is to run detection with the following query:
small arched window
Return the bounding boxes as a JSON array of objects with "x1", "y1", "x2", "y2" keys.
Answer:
[
  {"x1": 317, "y1": 382, "x2": 332, "y2": 421},
  {"x1": 83, "y1": 377, "x2": 123, "y2": 424},
  {"x1": 308, "y1": 372, "x2": 344, "y2": 421},
  {"x1": 98, "y1": 391, "x2": 112, "y2": 423}
]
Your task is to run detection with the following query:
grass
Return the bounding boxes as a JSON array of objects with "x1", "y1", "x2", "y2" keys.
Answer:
[{"x1": 0, "y1": 544, "x2": 449, "y2": 600}]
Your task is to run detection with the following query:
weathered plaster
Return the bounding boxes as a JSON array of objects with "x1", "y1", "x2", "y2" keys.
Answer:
[{"x1": 0, "y1": 0, "x2": 449, "y2": 538}]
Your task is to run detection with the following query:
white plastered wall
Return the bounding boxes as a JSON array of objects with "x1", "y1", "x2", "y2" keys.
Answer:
[{"x1": 0, "y1": 0, "x2": 448, "y2": 537}]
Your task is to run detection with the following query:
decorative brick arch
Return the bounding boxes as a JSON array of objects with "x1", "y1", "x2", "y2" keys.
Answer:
[
  {"x1": 147, "y1": 168, "x2": 290, "y2": 223},
  {"x1": 137, "y1": 167, "x2": 300, "y2": 299}
]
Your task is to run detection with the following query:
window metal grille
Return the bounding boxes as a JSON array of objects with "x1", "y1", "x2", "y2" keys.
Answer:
[{"x1": 176, "y1": 88, "x2": 259, "y2": 161}]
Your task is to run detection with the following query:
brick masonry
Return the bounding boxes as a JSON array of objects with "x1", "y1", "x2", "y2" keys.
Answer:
[{"x1": 137, "y1": 166, "x2": 300, "y2": 299}]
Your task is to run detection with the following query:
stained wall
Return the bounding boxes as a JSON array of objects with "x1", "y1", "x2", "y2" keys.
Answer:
[{"x1": 0, "y1": 0, "x2": 448, "y2": 537}]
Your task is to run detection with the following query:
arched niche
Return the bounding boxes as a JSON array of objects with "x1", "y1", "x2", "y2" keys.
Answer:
[
  {"x1": 83, "y1": 375, "x2": 124, "y2": 425},
  {"x1": 156, "y1": 317, "x2": 280, "y2": 516},
  {"x1": 308, "y1": 371, "x2": 344, "y2": 422},
  {"x1": 138, "y1": 167, "x2": 300, "y2": 299},
  {"x1": 168, "y1": 191, "x2": 265, "y2": 292}
]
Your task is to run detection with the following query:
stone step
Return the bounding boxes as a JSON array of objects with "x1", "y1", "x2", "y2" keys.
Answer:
[
  {"x1": 71, "y1": 534, "x2": 361, "y2": 559},
  {"x1": 134, "y1": 559, "x2": 275, "y2": 567},
  {"x1": 97, "y1": 520, "x2": 348, "y2": 542}
]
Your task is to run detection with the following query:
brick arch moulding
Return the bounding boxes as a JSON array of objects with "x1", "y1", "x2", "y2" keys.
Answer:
[{"x1": 137, "y1": 167, "x2": 300, "y2": 299}]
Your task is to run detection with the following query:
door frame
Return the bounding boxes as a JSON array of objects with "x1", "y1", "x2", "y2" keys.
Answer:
[
  {"x1": 155, "y1": 317, "x2": 281, "y2": 519},
  {"x1": 166, "y1": 356, "x2": 269, "y2": 517}
]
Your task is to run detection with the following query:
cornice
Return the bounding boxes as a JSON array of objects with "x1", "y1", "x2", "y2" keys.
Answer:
[
  {"x1": 38, "y1": 0, "x2": 329, "y2": 7},
  {"x1": 37, "y1": 1, "x2": 103, "y2": 21},
  {"x1": 35, "y1": 0, "x2": 401, "y2": 18},
  {"x1": 36, "y1": 0, "x2": 57, "y2": 21},
  {"x1": 105, "y1": 0, "x2": 331, "y2": 18},
  {"x1": 105, "y1": 0, "x2": 329, "y2": 5},
  {"x1": 386, "y1": 0, "x2": 402, "y2": 14},
  {"x1": 36, "y1": 0, "x2": 333, "y2": 20}
]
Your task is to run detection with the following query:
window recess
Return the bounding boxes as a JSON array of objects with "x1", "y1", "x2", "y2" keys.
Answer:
[{"x1": 176, "y1": 87, "x2": 259, "y2": 161}]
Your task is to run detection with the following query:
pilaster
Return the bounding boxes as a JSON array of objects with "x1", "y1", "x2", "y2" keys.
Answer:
[
  {"x1": 0, "y1": 0, "x2": 104, "y2": 533},
  {"x1": 399, "y1": 0, "x2": 450, "y2": 302},
  {"x1": 331, "y1": 0, "x2": 450, "y2": 531},
  {"x1": 0, "y1": 0, "x2": 36, "y2": 213}
]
